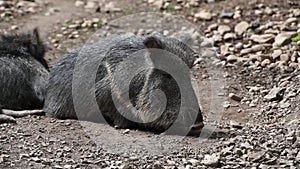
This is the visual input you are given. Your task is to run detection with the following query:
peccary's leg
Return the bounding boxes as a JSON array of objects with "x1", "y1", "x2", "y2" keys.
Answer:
[
  {"x1": 1, "y1": 109, "x2": 44, "y2": 118},
  {"x1": 0, "y1": 114, "x2": 16, "y2": 123}
]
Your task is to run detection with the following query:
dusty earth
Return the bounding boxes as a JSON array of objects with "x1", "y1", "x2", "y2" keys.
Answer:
[{"x1": 0, "y1": 0, "x2": 300, "y2": 168}]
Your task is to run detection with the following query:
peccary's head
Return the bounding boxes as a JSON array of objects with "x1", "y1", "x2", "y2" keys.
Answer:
[
  {"x1": 140, "y1": 34, "x2": 204, "y2": 136},
  {"x1": 0, "y1": 28, "x2": 48, "y2": 69}
]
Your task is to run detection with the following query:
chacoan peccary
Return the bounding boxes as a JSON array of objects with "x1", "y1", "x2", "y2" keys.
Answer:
[{"x1": 44, "y1": 33, "x2": 204, "y2": 136}]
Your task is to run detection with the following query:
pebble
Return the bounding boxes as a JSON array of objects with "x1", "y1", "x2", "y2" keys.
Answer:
[
  {"x1": 201, "y1": 154, "x2": 219, "y2": 167},
  {"x1": 188, "y1": 159, "x2": 200, "y2": 166},
  {"x1": 218, "y1": 25, "x2": 231, "y2": 35},
  {"x1": 274, "y1": 32, "x2": 297, "y2": 46},
  {"x1": 104, "y1": 2, "x2": 122, "y2": 12},
  {"x1": 264, "y1": 87, "x2": 283, "y2": 101},
  {"x1": 85, "y1": 1, "x2": 96, "y2": 9},
  {"x1": 75, "y1": 0, "x2": 85, "y2": 7},
  {"x1": 272, "y1": 49, "x2": 282, "y2": 60},
  {"x1": 194, "y1": 10, "x2": 212, "y2": 20},
  {"x1": 229, "y1": 93, "x2": 242, "y2": 102},
  {"x1": 241, "y1": 45, "x2": 265, "y2": 55},
  {"x1": 227, "y1": 55, "x2": 239, "y2": 63},
  {"x1": 280, "y1": 54, "x2": 290, "y2": 63},
  {"x1": 261, "y1": 59, "x2": 271, "y2": 67},
  {"x1": 220, "y1": 12, "x2": 234, "y2": 19},
  {"x1": 250, "y1": 34, "x2": 275, "y2": 44},
  {"x1": 234, "y1": 21, "x2": 250, "y2": 36},
  {"x1": 224, "y1": 33, "x2": 236, "y2": 41},
  {"x1": 285, "y1": 17, "x2": 298, "y2": 25}
]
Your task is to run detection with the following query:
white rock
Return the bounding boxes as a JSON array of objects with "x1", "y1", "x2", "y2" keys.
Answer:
[
  {"x1": 250, "y1": 34, "x2": 275, "y2": 44},
  {"x1": 85, "y1": 1, "x2": 96, "y2": 9},
  {"x1": 234, "y1": 21, "x2": 249, "y2": 36},
  {"x1": 104, "y1": 2, "x2": 122, "y2": 12},
  {"x1": 218, "y1": 25, "x2": 231, "y2": 35},
  {"x1": 201, "y1": 154, "x2": 219, "y2": 167},
  {"x1": 272, "y1": 49, "x2": 282, "y2": 60},
  {"x1": 224, "y1": 33, "x2": 236, "y2": 40},
  {"x1": 75, "y1": 0, "x2": 84, "y2": 7},
  {"x1": 264, "y1": 87, "x2": 282, "y2": 101},
  {"x1": 195, "y1": 10, "x2": 212, "y2": 20},
  {"x1": 273, "y1": 32, "x2": 297, "y2": 47}
]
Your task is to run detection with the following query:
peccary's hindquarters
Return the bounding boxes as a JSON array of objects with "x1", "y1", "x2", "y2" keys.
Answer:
[
  {"x1": 0, "y1": 29, "x2": 48, "y2": 123},
  {"x1": 44, "y1": 33, "x2": 204, "y2": 136}
]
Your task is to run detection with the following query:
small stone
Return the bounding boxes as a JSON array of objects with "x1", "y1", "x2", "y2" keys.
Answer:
[
  {"x1": 85, "y1": 1, "x2": 96, "y2": 9},
  {"x1": 233, "y1": 13, "x2": 241, "y2": 19},
  {"x1": 249, "y1": 54, "x2": 261, "y2": 61},
  {"x1": 234, "y1": 21, "x2": 250, "y2": 36},
  {"x1": 63, "y1": 165, "x2": 72, "y2": 169},
  {"x1": 167, "y1": 160, "x2": 176, "y2": 165},
  {"x1": 220, "y1": 146, "x2": 233, "y2": 156},
  {"x1": 274, "y1": 32, "x2": 297, "y2": 47},
  {"x1": 241, "y1": 45, "x2": 265, "y2": 55},
  {"x1": 223, "y1": 33, "x2": 236, "y2": 41},
  {"x1": 285, "y1": 17, "x2": 298, "y2": 25},
  {"x1": 264, "y1": 29, "x2": 279, "y2": 34},
  {"x1": 272, "y1": 49, "x2": 282, "y2": 60},
  {"x1": 211, "y1": 34, "x2": 222, "y2": 42},
  {"x1": 207, "y1": 23, "x2": 218, "y2": 31},
  {"x1": 229, "y1": 93, "x2": 242, "y2": 102},
  {"x1": 11, "y1": 25, "x2": 18, "y2": 30},
  {"x1": 104, "y1": 2, "x2": 122, "y2": 12},
  {"x1": 220, "y1": 12, "x2": 234, "y2": 19},
  {"x1": 31, "y1": 157, "x2": 41, "y2": 162},
  {"x1": 250, "y1": 34, "x2": 275, "y2": 44},
  {"x1": 264, "y1": 87, "x2": 283, "y2": 101},
  {"x1": 235, "y1": 42, "x2": 243, "y2": 49},
  {"x1": 261, "y1": 59, "x2": 271, "y2": 67},
  {"x1": 249, "y1": 86, "x2": 260, "y2": 93},
  {"x1": 264, "y1": 7, "x2": 274, "y2": 15},
  {"x1": 218, "y1": 25, "x2": 231, "y2": 35},
  {"x1": 291, "y1": 51, "x2": 298, "y2": 62},
  {"x1": 206, "y1": 0, "x2": 215, "y2": 3},
  {"x1": 293, "y1": 9, "x2": 300, "y2": 17},
  {"x1": 220, "y1": 45, "x2": 230, "y2": 56},
  {"x1": 75, "y1": 0, "x2": 85, "y2": 7},
  {"x1": 241, "y1": 48, "x2": 252, "y2": 55},
  {"x1": 195, "y1": 10, "x2": 212, "y2": 20},
  {"x1": 230, "y1": 121, "x2": 243, "y2": 129},
  {"x1": 152, "y1": 0, "x2": 163, "y2": 8},
  {"x1": 201, "y1": 154, "x2": 219, "y2": 167},
  {"x1": 226, "y1": 55, "x2": 239, "y2": 63},
  {"x1": 122, "y1": 129, "x2": 130, "y2": 134},
  {"x1": 188, "y1": 159, "x2": 200, "y2": 166},
  {"x1": 280, "y1": 54, "x2": 290, "y2": 63},
  {"x1": 249, "y1": 151, "x2": 265, "y2": 162}
]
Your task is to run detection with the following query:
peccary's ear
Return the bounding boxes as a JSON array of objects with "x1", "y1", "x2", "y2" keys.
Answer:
[
  {"x1": 143, "y1": 36, "x2": 163, "y2": 49},
  {"x1": 32, "y1": 28, "x2": 41, "y2": 45}
]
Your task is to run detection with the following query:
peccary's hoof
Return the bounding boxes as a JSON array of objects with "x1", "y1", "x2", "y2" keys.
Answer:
[{"x1": 188, "y1": 122, "x2": 205, "y2": 136}]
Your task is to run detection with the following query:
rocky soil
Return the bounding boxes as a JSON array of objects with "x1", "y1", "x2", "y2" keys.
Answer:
[{"x1": 0, "y1": 0, "x2": 299, "y2": 168}]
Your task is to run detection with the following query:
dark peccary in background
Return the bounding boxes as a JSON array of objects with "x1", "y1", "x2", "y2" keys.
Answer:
[
  {"x1": 44, "y1": 33, "x2": 204, "y2": 136},
  {"x1": 0, "y1": 28, "x2": 49, "y2": 115}
]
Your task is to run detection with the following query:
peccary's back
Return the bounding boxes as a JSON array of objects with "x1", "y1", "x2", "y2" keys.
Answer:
[{"x1": 0, "y1": 56, "x2": 48, "y2": 110}]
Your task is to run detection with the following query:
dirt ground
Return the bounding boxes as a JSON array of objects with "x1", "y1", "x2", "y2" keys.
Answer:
[{"x1": 0, "y1": 0, "x2": 299, "y2": 168}]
